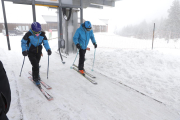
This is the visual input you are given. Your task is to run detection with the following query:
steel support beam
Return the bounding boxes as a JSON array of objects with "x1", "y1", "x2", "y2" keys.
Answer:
[
  {"x1": 80, "y1": 0, "x2": 83, "y2": 24},
  {"x1": 1, "y1": 0, "x2": 11, "y2": 50},
  {"x1": 90, "y1": 0, "x2": 115, "y2": 7},
  {"x1": 11, "y1": 0, "x2": 82, "y2": 8},
  {"x1": 89, "y1": 4, "x2": 103, "y2": 9},
  {"x1": 58, "y1": 0, "x2": 63, "y2": 41},
  {"x1": 32, "y1": 0, "x2": 36, "y2": 22}
]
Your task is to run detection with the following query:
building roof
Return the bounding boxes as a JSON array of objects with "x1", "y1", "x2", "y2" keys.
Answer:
[
  {"x1": 99, "y1": 19, "x2": 109, "y2": 25},
  {"x1": 42, "y1": 15, "x2": 57, "y2": 22},
  {"x1": 83, "y1": 16, "x2": 106, "y2": 26},
  {"x1": 0, "y1": 13, "x2": 46, "y2": 24}
]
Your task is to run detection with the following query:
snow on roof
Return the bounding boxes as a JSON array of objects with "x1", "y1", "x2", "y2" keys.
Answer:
[
  {"x1": 85, "y1": 17, "x2": 106, "y2": 26},
  {"x1": 99, "y1": 19, "x2": 109, "y2": 25},
  {"x1": 78, "y1": 17, "x2": 106, "y2": 26},
  {"x1": 42, "y1": 15, "x2": 57, "y2": 22},
  {"x1": 0, "y1": 13, "x2": 46, "y2": 24}
]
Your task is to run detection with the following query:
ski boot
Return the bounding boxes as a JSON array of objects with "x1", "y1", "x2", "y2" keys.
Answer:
[
  {"x1": 79, "y1": 70, "x2": 85, "y2": 74},
  {"x1": 33, "y1": 78, "x2": 41, "y2": 87}
]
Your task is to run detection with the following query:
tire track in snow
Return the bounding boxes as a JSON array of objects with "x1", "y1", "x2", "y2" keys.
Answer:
[{"x1": 11, "y1": 71, "x2": 24, "y2": 120}]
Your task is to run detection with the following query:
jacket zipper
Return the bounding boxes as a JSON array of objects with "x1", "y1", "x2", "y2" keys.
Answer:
[
  {"x1": 85, "y1": 31, "x2": 87, "y2": 48},
  {"x1": 82, "y1": 26, "x2": 88, "y2": 49},
  {"x1": 37, "y1": 37, "x2": 39, "y2": 53}
]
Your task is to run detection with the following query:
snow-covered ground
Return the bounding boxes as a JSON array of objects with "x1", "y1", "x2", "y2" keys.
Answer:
[{"x1": 0, "y1": 32, "x2": 180, "y2": 120}]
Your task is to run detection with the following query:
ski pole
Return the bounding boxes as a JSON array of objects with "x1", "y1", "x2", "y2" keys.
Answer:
[
  {"x1": 59, "y1": 48, "x2": 65, "y2": 64},
  {"x1": 19, "y1": 56, "x2": 25, "y2": 77},
  {"x1": 70, "y1": 49, "x2": 79, "y2": 69},
  {"x1": 47, "y1": 55, "x2": 49, "y2": 79},
  {"x1": 91, "y1": 48, "x2": 96, "y2": 71}
]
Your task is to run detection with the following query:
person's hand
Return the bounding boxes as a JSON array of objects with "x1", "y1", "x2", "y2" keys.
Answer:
[
  {"x1": 22, "y1": 51, "x2": 28, "y2": 56},
  {"x1": 93, "y1": 43, "x2": 97, "y2": 48},
  {"x1": 76, "y1": 44, "x2": 80, "y2": 49},
  {"x1": 47, "y1": 49, "x2": 52, "y2": 55}
]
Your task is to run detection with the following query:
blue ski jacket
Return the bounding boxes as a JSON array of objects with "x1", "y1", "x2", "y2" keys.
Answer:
[
  {"x1": 73, "y1": 23, "x2": 96, "y2": 50},
  {"x1": 21, "y1": 29, "x2": 51, "y2": 54}
]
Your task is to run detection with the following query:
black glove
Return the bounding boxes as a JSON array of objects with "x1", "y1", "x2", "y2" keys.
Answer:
[
  {"x1": 22, "y1": 51, "x2": 28, "y2": 56},
  {"x1": 93, "y1": 43, "x2": 97, "y2": 48},
  {"x1": 76, "y1": 44, "x2": 80, "y2": 49},
  {"x1": 47, "y1": 49, "x2": 52, "y2": 55}
]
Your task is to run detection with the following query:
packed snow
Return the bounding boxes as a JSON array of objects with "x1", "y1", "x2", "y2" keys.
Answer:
[{"x1": 0, "y1": 32, "x2": 180, "y2": 120}]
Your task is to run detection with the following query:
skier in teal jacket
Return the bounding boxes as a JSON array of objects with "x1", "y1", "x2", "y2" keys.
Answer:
[{"x1": 73, "y1": 21, "x2": 97, "y2": 74}]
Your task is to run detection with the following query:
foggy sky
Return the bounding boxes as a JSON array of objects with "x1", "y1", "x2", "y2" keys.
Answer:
[{"x1": 84, "y1": 0, "x2": 173, "y2": 33}]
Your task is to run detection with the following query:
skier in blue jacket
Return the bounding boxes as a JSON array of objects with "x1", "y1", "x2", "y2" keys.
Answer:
[
  {"x1": 21, "y1": 22, "x2": 52, "y2": 86},
  {"x1": 73, "y1": 21, "x2": 97, "y2": 74}
]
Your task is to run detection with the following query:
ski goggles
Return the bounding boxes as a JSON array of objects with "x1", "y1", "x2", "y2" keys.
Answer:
[
  {"x1": 32, "y1": 29, "x2": 41, "y2": 34},
  {"x1": 86, "y1": 27, "x2": 92, "y2": 31}
]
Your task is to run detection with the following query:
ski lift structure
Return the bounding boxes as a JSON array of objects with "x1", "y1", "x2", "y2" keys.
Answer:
[{"x1": 1, "y1": 0, "x2": 120, "y2": 54}]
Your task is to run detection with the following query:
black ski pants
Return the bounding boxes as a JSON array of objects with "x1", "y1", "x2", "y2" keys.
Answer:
[
  {"x1": 28, "y1": 52, "x2": 41, "y2": 81},
  {"x1": 78, "y1": 49, "x2": 86, "y2": 70}
]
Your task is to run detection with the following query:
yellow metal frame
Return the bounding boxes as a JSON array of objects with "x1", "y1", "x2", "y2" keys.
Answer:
[{"x1": 35, "y1": 4, "x2": 58, "y2": 8}]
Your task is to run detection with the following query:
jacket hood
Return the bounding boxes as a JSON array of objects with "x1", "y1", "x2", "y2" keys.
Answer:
[
  {"x1": 80, "y1": 23, "x2": 85, "y2": 31},
  {"x1": 80, "y1": 23, "x2": 92, "y2": 32},
  {"x1": 80, "y1": 23, "x2": 90, "y2": 32}
]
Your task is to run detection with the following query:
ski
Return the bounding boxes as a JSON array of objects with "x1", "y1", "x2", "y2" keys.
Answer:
[
  {"x1": 28, "y1": 71, "x2": 52, "y2": 90},
  {"x1": 28, "y1": 77, "x2": 53, "y2": 101},
  {"x1": 73, "y1": 64, "x2": 96, "y2": 78},
  {"x1": 72, "y1": 67, "x2": 97, "y2": 85}
]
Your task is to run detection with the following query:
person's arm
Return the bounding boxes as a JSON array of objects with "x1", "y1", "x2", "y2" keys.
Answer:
[
  {"x1": 90, "y1": 30, "x2": 96, "y2": 44},
  {"x1": 90, "y1": 31, "x2": 97, "y2": 48},
  {"x1": 41, "y1": 31, "x2": 51, "y2": 51},
  {"x1": 21, "y1": 32, "x2": 31, "y2": 52},
  {"x1": 73, "y1": 29, "x2": 80, "y2": 45}
]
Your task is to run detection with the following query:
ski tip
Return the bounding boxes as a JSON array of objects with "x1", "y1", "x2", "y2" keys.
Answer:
[{"x1": 48, "y1": 98, "x2": 53, "y2": 101}]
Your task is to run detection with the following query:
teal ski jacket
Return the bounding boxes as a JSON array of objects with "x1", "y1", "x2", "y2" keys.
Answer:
[
  {"x1": 73, "y1": 23, "x2": 96, "y2": 50},
  {"x1": 21, "y1": 29, "x2": 51, "y2": 54}
]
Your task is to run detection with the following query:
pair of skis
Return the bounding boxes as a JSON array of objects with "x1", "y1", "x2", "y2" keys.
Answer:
[
  {"x1": 28, "y1": 72, "x2": 53, "y2": 101},
  {"x1": 72, "y1": 64, "x2": 97, "y2": 85}
]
